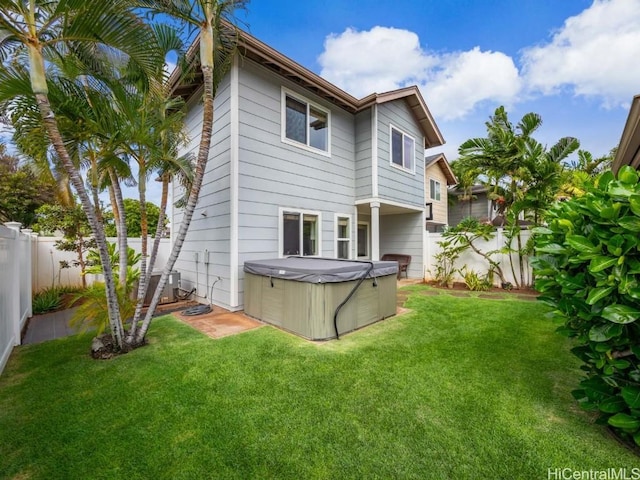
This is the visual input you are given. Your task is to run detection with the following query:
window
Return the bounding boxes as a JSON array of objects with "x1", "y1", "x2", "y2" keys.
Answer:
[
  {"x1": 281, "y1": 209, "x2": 320, "y2": 256},
  {"x1": 283, "y1": 90, "x2": 329, "y2": 153},
  {"x1": 430, "y1": 179, "x2": 441, "y2": 201},
  {"x1": 357, "y1": 222, "x2": 369, "y2": 258},
  {"x1": 390, "y1": 126, "x2": 415, "y2": 171},
  {"x1": 335, "y1": 215, "x2": 351, "y2": 259}
]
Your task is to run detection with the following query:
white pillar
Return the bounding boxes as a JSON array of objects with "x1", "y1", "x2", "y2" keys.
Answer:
[{"x1": 370, "y1": 202, "x2": 380, "y2": 261}]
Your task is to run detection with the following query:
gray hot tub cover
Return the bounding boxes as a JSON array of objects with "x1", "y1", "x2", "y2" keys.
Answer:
[{"x1": 243, "y1": 257, "x2": 398, "y2": 283}]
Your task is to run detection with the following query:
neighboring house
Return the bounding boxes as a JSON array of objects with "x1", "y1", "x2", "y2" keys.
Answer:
[
  {"x1": 612, "y1": 94, "x2": 640, "y2": 174},
  {"x1": 448, "y1": 185, "x2": 497, "y2": 227},
  {"x1": 170, "y1": 27, "x2": 445, "y2": 311},
  {"x1": 424, "y1": 153, "x2": 456, "y2": 232}
]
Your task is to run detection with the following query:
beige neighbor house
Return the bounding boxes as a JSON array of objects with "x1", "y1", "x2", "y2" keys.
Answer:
[
  {"x1": 424, "y1": 153, "x2": 456, "y2": 232},
  {"x1": 612, "y1": 94, "x2": 640, "y2": 174}
]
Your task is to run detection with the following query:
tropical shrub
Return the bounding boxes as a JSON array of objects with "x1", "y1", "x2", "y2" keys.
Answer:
[
  {"x1": 532, "y1": 166, "x2": 640, "y2": 447},
  {"x1": 460, "y1": 267, "x2": 492, "y2": 291},
  {"x1": 32, "y1": 287, "x2": 63, "y2": 314},
  {"x1": 71, "y1": 243, "x2": 141, "y2": 335},
  {"x1": 431, "y1": 236, "x2": 462, "y2": 287},
  {"x1": 32, "y1": 285, "x2": 83, "y2": 314},
  {"x1": 69, "y1": 283, "x2": 135, "y2": 336}
]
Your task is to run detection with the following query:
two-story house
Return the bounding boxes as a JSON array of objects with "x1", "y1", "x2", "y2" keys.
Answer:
[{"x1": 171, "y1": 27, "x2": 445, "y2": 311}]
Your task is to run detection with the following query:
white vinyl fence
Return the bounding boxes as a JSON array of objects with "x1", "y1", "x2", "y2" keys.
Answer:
[
  {"x1": 34, "y1": 237, "x2": 171, "y2": 292},
  {"x1": 424, "y1": 228, "x2": 533, "y2": 288},
  {"x1": 0, "y1": 231, "x2": 171, "y2": 376},
  {"x1": 0, "y1": 223, "x2": 34, "y2": 375}
]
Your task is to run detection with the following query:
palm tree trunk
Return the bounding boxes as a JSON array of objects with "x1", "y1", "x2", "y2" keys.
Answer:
[
  {"x1": 127, "y1": 166, "x2": 150, "y2": 340},
  {"x1": 36, "y1": 92, "x2": 125, "y2": 349},
  {"x1": 108, "y1": 170, "x2": 128, "y2": 289},
  {"x1": 129, "y1": 174, "x2": 168, "y2": 340},
  {"x1": 135, "y1": 63, "x2": 215, "y2": 344},
  {"x1": 148, "y1": 175, "x2": 168, "y2": 282}
]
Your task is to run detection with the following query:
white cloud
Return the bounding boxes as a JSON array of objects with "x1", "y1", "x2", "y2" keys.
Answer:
[
  {"x1": 318, "y1": 26, "x2": 521, "y2": 121},
  {"x1": 318, "y1": 27, "x2": 437, "y2": 97},
  {"x1": 521, "y1": 0, "x2": 640, "y2": 107},
  {"x1": 424, "y1": 48, "x2": 521, "y2": 120}
]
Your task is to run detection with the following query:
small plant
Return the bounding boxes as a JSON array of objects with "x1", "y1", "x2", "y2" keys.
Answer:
[
  {"x1": 70, "y1": 242, "x2": 141, "y2": 335},
  {"x1": 69, "y1": 283, "x2": 135, "y2": 336},
  {"x1": 430, "y1": 237, "x2": 463, "y2": 288},
  {"x1": 460, "y1": 267, "x2": 492, "y2": 291},
  {"x1": 32, "y1": 287, "x2": 63, "y2": 314},
  {"x1": 32, "y1": 285, "x2": 83, "y2": 314}
]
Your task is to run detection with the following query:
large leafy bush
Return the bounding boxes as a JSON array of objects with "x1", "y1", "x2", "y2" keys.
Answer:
[{"x1": 533, "y1": 166, "x2": 640, "y2": 447}]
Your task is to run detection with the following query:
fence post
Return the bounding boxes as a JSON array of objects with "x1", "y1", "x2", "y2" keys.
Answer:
[
  {"x1": 4, "y1": 222, "x2": 22, "y2": 346},
  {"x1": 30, "y1": 232, "x2": 39, "y2": 295},
  {"x1": 22, "y1": 229, "x2": 33, "y2": 319},
  {"x1": 424, "y1": 230, "x2": 430, "y2": 281}
]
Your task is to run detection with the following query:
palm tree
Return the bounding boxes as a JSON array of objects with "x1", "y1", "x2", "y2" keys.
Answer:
[
  {"x1": 456, "y1": 106, "x2": 579, "y2": 287},
  {"x1": 0, "y1": 0, "x2": 161, "y2": 350},
  {"x1": 133, "y1": 0, "x2": 247, "y2": 344}
]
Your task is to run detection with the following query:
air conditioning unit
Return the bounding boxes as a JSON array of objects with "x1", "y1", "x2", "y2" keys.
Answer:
[{"x1": 144, "y1": 271, "x2": 180, "y2": 306}]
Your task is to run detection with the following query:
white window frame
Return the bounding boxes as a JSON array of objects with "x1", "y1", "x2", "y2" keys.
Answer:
[
  {"x1": 281, "y1": 88, "x2": 331, "y2": 157},
  {"x1": 389, "y1": 124, "x2": 416, "y2": 174},
  {"x1": 334, "y1": 214, "x2": 352, "y2": 260},
  {"x1": 429, "y1": 178, "x2": 441, "y2": 201},
  {"x1": 357, "y1": 221, "x2": 370, "y2": 259},
  {"x1": 278, "y1": 207, "x2": 323, "y2": 258}
]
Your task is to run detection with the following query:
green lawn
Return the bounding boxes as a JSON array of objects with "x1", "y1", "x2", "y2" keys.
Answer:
[{"x1": 1, "y1": 288, "x2": 637, "y2": 479}]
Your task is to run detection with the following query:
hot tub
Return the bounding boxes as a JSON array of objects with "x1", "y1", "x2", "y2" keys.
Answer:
[{"x1": 243, "y1": 257, "x2": 398, "y2": 340}]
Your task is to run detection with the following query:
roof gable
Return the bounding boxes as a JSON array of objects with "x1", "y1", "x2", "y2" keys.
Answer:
[{"x1": 425, "y1": 153, "x2": 457, "y2": 185}]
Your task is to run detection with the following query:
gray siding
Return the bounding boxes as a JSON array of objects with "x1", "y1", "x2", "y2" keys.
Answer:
[
  {"x1": 448, "y1": 193, "x2": 492, "y2": 226},
  {"x1": 355, "y1": 109, "x2": 372, "y2": 200},
  {"x1": 377, "y1": 101, "x2": 425, "y2": 208},
  {"x1": 236, "y1": 60, "x2": 357, "y2": 306},
  {"x1": 172, "y1": 75, "x2": 234, "y2": 309},
  {"x1": 379, "y1": 213, "x2": 424, "y2": 278}
]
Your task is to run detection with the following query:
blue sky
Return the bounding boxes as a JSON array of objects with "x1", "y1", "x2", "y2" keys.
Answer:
[
  {"x1": 3, "y1": 0, "x2": 638, "y2": 209},
  {"x1": 238, "y1": 0, "x2": 639, "y2": 161}
]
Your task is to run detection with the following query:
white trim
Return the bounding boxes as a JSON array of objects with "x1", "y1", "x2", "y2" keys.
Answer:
[
  {"x1": 389, "y1": 124, "x2": 416, "y2": 174},
  {"x1": 230, "y1": 58, "x2": 240, "y2": 307},
  {"x1": 372, "y1": 104, "x2": 379, "y2": 197},
  {"x1": 280, "y1": 87, "x2": 331, "y2": 157},
  {"x1": 334, "y1": 213, "x2": 352, "y2": 260},
  {"x1": 278, "y1": 207, "x2": 323, "y2": 258},
  {"x1": 355, "y1": 197, "x2": 424, "y2": 213},
  {"x1": 357, "y1": 220, "x2": 370, "y2": 259}
]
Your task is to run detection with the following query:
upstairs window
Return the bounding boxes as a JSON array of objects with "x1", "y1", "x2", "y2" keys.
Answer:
[
  {"x1": 430, "y1": 179, "x2": 441, "y2": 201},
  {"x1": 390, "y1": 126, "x2": 415, "y2": 172},
  {"x1": 283, "y1": 90, "x2": 330, "y2": 154}
]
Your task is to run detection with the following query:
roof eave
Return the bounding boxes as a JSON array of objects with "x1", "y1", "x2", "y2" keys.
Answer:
[
  {"x1": 613, "y1": 94, "x2": 640, "y2": 174},
  {"x1": 169, "y1": 25, "x2": 445, "y2": 149}
]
